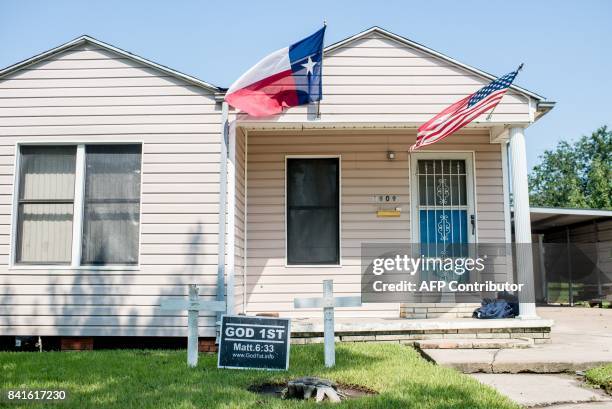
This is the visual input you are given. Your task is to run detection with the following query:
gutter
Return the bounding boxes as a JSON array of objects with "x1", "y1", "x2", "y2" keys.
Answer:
[{"x1": 535, "y1": 101, "x2": 556, "y2": 119}]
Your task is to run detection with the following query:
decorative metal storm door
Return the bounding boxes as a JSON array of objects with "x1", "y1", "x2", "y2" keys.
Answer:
[{"x1": 416, "y1": 159, "x2": 472, "y2": 283}]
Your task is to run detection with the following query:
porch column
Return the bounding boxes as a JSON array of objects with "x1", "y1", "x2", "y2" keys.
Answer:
[{"x1": 509, "y1": 126, "x2": 538, "y2": 319}]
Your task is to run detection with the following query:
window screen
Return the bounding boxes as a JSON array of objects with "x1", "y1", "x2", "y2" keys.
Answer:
[
  {"x1": 286, "y1": 158, "x2": 339, "y2": 265},
  {"x1": 81, "y1": 145, "x2": 142, "y2": 265},
  {"x1": 16, "y1": 146, "x2": 76, "y2": 264}
]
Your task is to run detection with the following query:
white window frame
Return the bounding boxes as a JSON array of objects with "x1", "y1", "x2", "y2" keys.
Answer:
[
  {"x1": 9, "y1": 141, "x2": 144, "y2": 271},
  {"x1": 284, "y1": 155, "x2": 342, "y2": 268},
  {"x1": 409, "y1": 151, "x2": 478, "y2": 244}
]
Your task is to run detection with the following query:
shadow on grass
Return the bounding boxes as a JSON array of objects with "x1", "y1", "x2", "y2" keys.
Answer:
[{"x1": 0, "y1": 344, "x2": 518, "y2": 409}]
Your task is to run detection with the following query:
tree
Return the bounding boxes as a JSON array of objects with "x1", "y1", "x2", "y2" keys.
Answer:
[{"x1": 529, "y1": 126, "x2": 612, "y2": 209}]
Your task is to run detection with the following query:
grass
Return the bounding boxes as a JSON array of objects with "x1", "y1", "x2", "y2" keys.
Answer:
[
  {"x1": 0, "y1": 343, "x2": 518, "y2": 409},
  {"x1": 586, "y1": 364, "x2": 612, "y2": 395},
  {"x1": 546, "y1": 282, "x2": 585, "y2": 304},
  {"x1": 546, "y1": 282, "x2": 612, "y2": 307}
]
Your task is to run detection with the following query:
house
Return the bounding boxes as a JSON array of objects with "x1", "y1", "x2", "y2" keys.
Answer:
[{"x1": 0, "y1": 27, "x2": 556, "y2": 347}]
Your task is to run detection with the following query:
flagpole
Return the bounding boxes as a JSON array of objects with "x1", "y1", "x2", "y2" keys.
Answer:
[
  {"x1": 486, "y1": 63, "x2": 524, "y2": 121},
  {"x1": 316, "y1": 20, "x2": 327, "y2": 119}
]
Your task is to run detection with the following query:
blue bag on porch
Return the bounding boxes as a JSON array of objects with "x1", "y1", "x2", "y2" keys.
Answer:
[
  {"x1": 496, "y1": 292, "x2": 520, "y2": 317},
  {"x1": 472, "y1": 298, "x2": 516, "y2": 319}
]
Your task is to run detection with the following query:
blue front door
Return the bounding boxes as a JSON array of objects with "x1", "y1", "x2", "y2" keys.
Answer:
[{"x1": 417, "y1": 159, "x2": 470, "y2": 282}]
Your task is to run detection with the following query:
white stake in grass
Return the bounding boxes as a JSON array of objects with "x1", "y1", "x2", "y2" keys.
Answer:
[
  {"x1": 294, "y1": 280, "x2": 362, "y2": 367},
  {"x1": 160, "y1": 284, "x2": 226, "y2": 367}
]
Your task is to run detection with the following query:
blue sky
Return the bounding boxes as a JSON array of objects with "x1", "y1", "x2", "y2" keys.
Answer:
[{"x1": 1, "y1": 0, "x2": 610, "y2": 168}]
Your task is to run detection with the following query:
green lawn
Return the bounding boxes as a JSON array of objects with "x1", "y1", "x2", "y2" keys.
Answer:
[
  {"x1": 546, "y1": 282, "x2": 586, "y2": 304},
  {"x1": 0, "y1": 343, "x2": 518, "y2": 409},
  {"x1": 586, "y1": 364, "x2": 612, "y2": 394}
]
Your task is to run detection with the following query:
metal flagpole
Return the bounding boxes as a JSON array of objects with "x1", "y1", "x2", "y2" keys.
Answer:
[
  {"x1": 316, "y1": 20, "x2": 327, "y2": 119},
  {"x1": 216, "y1": 101, "x2": 229, "y2": 334},
  {"x1": 486, "y1": 63, "x2": 524, "y2": 121}
]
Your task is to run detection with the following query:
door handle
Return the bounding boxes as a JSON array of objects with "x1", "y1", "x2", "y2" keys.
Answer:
[{"x1": 470, "y1": 214, "x2": 476, "y2": 235}]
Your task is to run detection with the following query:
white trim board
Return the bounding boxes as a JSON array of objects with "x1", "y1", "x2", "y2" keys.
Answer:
[
  {"x1": 226, "y1": 122, "x2": 236, "y2": 315},
  {"x1": 501, "y1": 142, "x2": 512, "y2": 243},
  {"x1": 529, "y1": 207, "x2": 612, "y2": 218},
  {"x1": 243, "y1": 128, "x2": 248, "y2": 315}
]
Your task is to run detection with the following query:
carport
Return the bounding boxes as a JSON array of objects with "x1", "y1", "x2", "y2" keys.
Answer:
[{"x1": 529, "y1": 207, "x2": 612, "y2": 305}]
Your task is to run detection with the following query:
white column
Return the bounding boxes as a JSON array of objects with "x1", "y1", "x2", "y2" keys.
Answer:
[{"x1": 509, "y1": 127, "x2": 538, "y2": 319}]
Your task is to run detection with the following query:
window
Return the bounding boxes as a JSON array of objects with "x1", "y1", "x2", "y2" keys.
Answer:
[
  {"x1": 81, "y1": 145, "x2": 142, "y2": 265},
  {"x1": 14, "y1": 144, "x2": 142, "y2": 266},
  {"x1": 16, "y1": 146, "x2": 76, "y2": 264},
  {"x1": 286, "y1": 158, "x2": 340, "y2": 265}
]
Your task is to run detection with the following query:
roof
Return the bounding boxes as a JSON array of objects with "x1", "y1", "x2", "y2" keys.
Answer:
[
  {"x1": 0, "y1": 35, "x2": 221, "y2": 93},
  {"x1": 325, "y1": 26, "x2": 553, "y2": 105},
  {"x1": 530, "y1": 207, "x2": 612, "y2": 231},
  {"x1": 0, "y1": 28, "x2": 555, "y2": 114}
]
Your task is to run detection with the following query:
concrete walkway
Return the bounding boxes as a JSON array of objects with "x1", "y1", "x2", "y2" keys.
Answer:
[
  {"x1": 423, "y1": 307, "x2": 612, "y2": 373},
  {"x1": 471, "y1": 374, "x2": 612, "y2": 408}
]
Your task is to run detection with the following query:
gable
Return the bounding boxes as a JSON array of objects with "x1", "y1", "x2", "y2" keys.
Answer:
[
  {"x1": 325, "y1": 28, "x2": 543, "y2": 100},
  {"x1": 0, "y1": 36, "x2": 220, "y2": 93},
  {"x1": 0, "y1": 43, "x2": 214, "y2": 93},
  {"x1": 258, "y1": 30, "x2": 532, "y2": 124},
  {"x1": 0, "y1": 41, "x2": 221, "y2": 138}
]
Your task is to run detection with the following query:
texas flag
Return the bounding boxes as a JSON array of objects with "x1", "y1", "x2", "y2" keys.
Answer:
[{"x1": 225, "y1": 27, "x2": 326, "y2": 117}]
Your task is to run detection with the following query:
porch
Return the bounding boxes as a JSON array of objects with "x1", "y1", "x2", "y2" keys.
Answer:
[
  {"x1": 227, "y1": 124, "x2": 542, "y2": 328},
  {"x1": 214, "y1": 26, "x2": 551, "y2": 333},
  {"x1": 290, "y1": 315, "x2": 553, "y2": 346}
]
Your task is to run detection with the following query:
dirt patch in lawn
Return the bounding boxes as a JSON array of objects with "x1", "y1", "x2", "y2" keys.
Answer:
[{"x1": 248, "y1": 381, "x2": 377, "y2": 401}]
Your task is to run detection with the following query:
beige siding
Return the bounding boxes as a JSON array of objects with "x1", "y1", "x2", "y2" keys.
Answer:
[
  {"x1": 245, "y1": 129, "x2": 506, "y2": 318},
  {"x1": 247, "y1": 31, "x2": 532, "y2": 124},
  {"x1": 0, "y1": 44, "x2": 222, "y2": 337}
]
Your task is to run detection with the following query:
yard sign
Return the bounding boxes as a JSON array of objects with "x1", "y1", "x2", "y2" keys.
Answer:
[{"x1": 218, "y1": 315, "x2": 291, "y2": 371}]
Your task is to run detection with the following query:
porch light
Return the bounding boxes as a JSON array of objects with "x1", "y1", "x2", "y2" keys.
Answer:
[{"x1": 387, "y1": 151, "x2": 396, "y2": 160}]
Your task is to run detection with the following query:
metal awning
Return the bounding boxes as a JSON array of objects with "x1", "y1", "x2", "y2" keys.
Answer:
[{"x1": 530, "y1": 207, "x2": 612, "y2": 232}]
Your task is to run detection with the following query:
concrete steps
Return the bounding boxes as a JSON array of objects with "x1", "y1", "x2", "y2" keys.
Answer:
[
  {"x1": 420, "y1": 348, "x2": 612, "y2": 374},
  {"x1": 415, "y1": 337, "x2": 532, "y2": 350}
]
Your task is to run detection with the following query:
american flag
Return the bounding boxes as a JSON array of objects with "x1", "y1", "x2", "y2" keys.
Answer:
[{"x1": 411, "y1": 66, "x2": 522, "y2": 151}]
